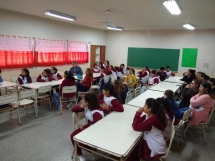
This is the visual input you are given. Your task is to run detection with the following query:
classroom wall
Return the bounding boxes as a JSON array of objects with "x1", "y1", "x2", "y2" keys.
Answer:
[
  {"x1": 106, "y1": 30, "x2": 215, "y2": 77},
  {"x1": 0, "y1": 9, "x2": 106, "y2": 81}
]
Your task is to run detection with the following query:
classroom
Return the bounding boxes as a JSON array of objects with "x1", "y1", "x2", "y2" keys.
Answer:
[{"x1": 0, "y1": 1, "x2": 215, "y2": 161}]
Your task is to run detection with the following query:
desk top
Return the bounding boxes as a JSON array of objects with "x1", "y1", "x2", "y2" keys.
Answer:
[
  {"x1": 149, "y1": 81, "x2": 181, "y2": 92},
  {"x1": 21, "y1": 79, "x2": 63, "y2": 89},
  {"x1": 0, "y1": 81, "x2": 17, "y2": 88},
  {"x1": 127, "y1": 90, "x2": 164, "y2": 108},
  {"x1": 164, "y1": 76, "x2": 184, "y2": 84},
  {"x1": 74, "y1": 104, "x2": 143, "y2": 157}
]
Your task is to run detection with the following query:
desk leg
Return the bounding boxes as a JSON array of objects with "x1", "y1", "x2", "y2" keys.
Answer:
[{"x1": 74, "y1": 140, "x2": 78, "y2": 161}]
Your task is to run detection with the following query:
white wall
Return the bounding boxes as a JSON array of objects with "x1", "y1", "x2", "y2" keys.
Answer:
[{"x1": 106, "y1": 30, "x2": 215, "y2": 76}]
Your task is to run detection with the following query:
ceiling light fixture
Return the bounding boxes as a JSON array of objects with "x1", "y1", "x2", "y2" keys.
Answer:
[
  {"x1": 183, "y1": 24, "x2": 195, "y2": 30},
  {"x1": 107, "y1": 26, "x2": 123, "y2": 31},
  {"x1": 163, "y1": 0, "x2": 181, "y2": 15},
  {"x1": 45, "y1": 10, "x2": 76, "y2": 21}
]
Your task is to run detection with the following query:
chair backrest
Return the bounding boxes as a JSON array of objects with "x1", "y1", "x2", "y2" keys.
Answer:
[
  {"x1": 32, "y1": 77, "x2": 37, "y2": 83},
  {"x1": 72, "y1": 112, "x2": 86, "y2": 131},
  {"x1": 0, "y1": 93, "x2": 18, "y2": 106},
  {"x1": 204, "y1": 107, "x2": 214, "y2": 125},
  {"x1": 125, "y1": 91, "x2": 133, "y2": 104},
  {"x1": 134, "y1": 87, "x2": 141, "y2": 97},
  {"x1": 62, "y1": 86, "x2": 76, "y2": 94},
  {"x1": 20, "y1": 89, "x2": 36, "y2": 100},
  {"x1": 38, "y1": 85, "x2": 52, "y2": 94},
  {"x1": 11, "y1": 76, "x2": 18, "y2": 83},
  {"x1": 163, "y1": 124, "x2": 175, "y2": 158},
  {"x1": 182, "y1": 108, "x2": 191, "y2": 121}
]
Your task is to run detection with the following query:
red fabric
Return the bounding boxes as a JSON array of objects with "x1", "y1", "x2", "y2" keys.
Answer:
[
  {"x1": 36, "y1": 74, "x2": 52, "y2": 82},
  {"x1": 67, "y1": 52, "x2": 88, "y2": 64},
  {"x1": 82, "y1": 76, "x2": 93, "y2": 88},
  {"x1": 17, "y1": 75, "x2": 32, "y2": 85},
  {"x1": 52, "y1": 73, "x2": 63, "y2": 80},
  {"x1": 59, "y1": 78, "x2": 76, "y2": 98},
  {"x1": 0, "y1": 50, "x2": 34, "y2": 69},
  {"x1": 139, "y1": 71, "x2": 147, "y2": 78}
]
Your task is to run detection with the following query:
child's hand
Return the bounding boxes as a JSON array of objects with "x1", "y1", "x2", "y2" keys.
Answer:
[
  {"x1": 80, "y1": 102, "x2": 88, "y2": 108},
  {"x1": 55, "y1": 78, "x2": 58, "y2": 81},
  {"x1": 138, "y1": 108, "x2": 144, "y2": 113},
  {"x1": 78, "y1": 124, "x2": 83, "y2": 130},
  {"x1": 102, "y1": 103, "x2": 109, "y2": 110},
  {"x1": 45, "y1": 80, "x2": 49, "y2": 82}
]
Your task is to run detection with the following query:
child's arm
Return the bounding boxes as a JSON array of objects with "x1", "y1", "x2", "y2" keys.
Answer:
[
  {"x1": 37, "y1": 75, "x2": 45, "y2": 82},
  {"x1": 130, "y1": 75, "x2": 137, "y2": 87},
  {"x1": 71, "y1": 105, "x2": 85, "y2": 112},
  {"x1": 190, "y1": 94, "x2": 208, "y2": 108},
  {"x1": 98, "y1": 94, "x2": 105, "y2": 104},
  {"x1": 132, "y1": 111, "x2": 153, "y2": 131},
  {"x1": 0, "y1": 76, "x2": 3, "y2": 82},
  {"x1": 17, "y1": 77, "x2": 23, "y2": 85},
  {"x1": 82, "y1": 112, "x2": 103, "y2": 130},
  {"x1": 29, "y1": 77, "x2": 32, "y2": 83},
  {"x1": 108, "y1": 99, "x2": 124, "y2": 112},
  {"x1": 57, "y1": 73, "x2": 63, "y2": 80}
]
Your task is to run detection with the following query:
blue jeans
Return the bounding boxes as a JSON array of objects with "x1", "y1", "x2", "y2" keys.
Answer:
[
  {"x1": 179, "y1": 107, "x2": 189, "y2": 118},
  {"x1": 53, "y1": 93, "x2": 70, "y2": 109},
  {"x1": 76, "y1": 82, "x2": 89, "y2": 92}
]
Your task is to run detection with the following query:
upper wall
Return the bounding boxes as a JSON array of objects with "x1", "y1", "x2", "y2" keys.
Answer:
[
  {"x1": 106, "y1": 30, "x2": 215, "y2": 76},
  {"x1": 0, "y1": 9, "x2": 106, "y2": 45}
]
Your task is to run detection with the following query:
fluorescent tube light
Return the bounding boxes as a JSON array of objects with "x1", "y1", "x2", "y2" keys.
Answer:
[
  {"x1": 45, "y1": 10, "x2": 76, "y2": 21},
  {"x1": 163, "y1": 0, "x2": 181, "y2": 15},
  {"x1": 107, "y1": 27, "x2": 123, "y2": 31},
  {"x1": 183, "y1": 24, "x2": 195, "y2": 30}
]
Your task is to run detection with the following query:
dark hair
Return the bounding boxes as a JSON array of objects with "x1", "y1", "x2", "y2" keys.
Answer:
[
  {"x1": 72, "y1": 61, "x2": 77, "y2": 64},
  {"x1": 144, "y1": 66, "x2": 150, "y2": 72},
  {"x1": 103, "y1": 84, "x2": 114, "y2": 95},
  {"x1": 100, "y1": 66, "x2": 105, "y2": 70},
  {"x1": 64, "y1": 71, "x2": 75, "y2": 81},
  {"x1": 110, "y1": 65, "x2": 114, "y2": 70},
  {"x1": 166, "y1": 66, "x2": 170, "y2": 69},
  {"x1": 120, "y1": 64, "x2": 125, "y2": 67},
  {"x1": 192, "y1": 79, "x2": 201, "y2": 88},
  {"x1": 151, "y1": 70, "x2": 157, "y2": 75},
  {"x1": 22, "y1": 68, "x2": 31, "y2": 83},
  {"x1": 197, "y1": 71, "x2": 205, "y2": 77},
  {"x1": 85, "y1": 93, "x2": 100, "y2": 110},
  {"x1": 99, "y1": 62, "x2": 103, "y2": 67},
  {"x1": 130, "y1": 68, "x2": 135, "y2": 75},
  {"x1": 160, "y1": 67, "x2": 165, "y2": 70},
  {"x1": 201, "y1": 82, "x2": 215, "y2": 99},
  {"x1": 188, "y1": 69, "x2": 196, "y2": 76},
  {"x1": 208, "y1": 78, "x2": 215, "y2": 85},
  {"x1": 156, "y1": 97, "x2": 174, "y2": 116},
  {"x1": 44, "y1": 68, "x2": 51, "y2": 74},
  {"x1": 202, "y1": 75, "x2": 210, "y2": 81},
  {"x1": 105, "y1": 60, "x2": 109, "y2": 66},
  {"x1": 164, "y1": 90, "x2": 174, "y2": 98},
  {"x1": 94, "y1": 63, "x2": 97, "y2": 67},
  {"x1": 86, "y1": 68, "x2": 93, "y2": 77},
  {"x1": 51, "y1": 67, "x2": 58, "y2": 73},
  {"x1": 145, "y1": 98, "x2": 167, "y2": 126}
]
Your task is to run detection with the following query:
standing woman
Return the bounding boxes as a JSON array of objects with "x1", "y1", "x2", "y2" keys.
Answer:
[
  {"x1": 17, "y1": 68, "x2": 32, "y2": 87},
  {"x1": 50, "y1": 67, "x2": 63, "y2": 80}
]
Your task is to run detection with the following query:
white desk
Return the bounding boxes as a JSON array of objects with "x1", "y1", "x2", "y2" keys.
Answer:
[
  {"x1": 0, "y1": 81, "x2": 18, "y2": 89},
  {"x1": 74, "y1": 104, "x2": 143, "y2": 161},
  {"x1": 149, "y1": 81, "x2": 181, "y2": 93},
  {"x1": 164, "y1": 76, "x2": 184, "y2": 84},
  {"x1": 127, "y1": 90, "x2": 164, "y2": 108}
]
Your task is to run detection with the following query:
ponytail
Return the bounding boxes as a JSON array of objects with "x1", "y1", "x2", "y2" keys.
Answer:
[{"x1": 157, "y1": 105, "x2": 167, "y2": 126}]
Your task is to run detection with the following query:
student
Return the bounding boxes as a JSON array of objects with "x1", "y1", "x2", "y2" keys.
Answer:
[
  {"x1": 165, "y1": 66, "x2": 175, "y2": 77},
  {"x1": 37, "y1": 69, "x2": 52, "y2": 82},
  {"x1": 53, "y1": 71, "x2": 76, "y2": 110},
  {"x1": 98, "y1": 84, "x2": 124, "y2": 115},
  {"x1": 141, "y1": 70, "x2": 160, "y2": 93},
  {"x1": 120, "y1": 64, "x2": 130, "y2": 75},
  {"x1": 98, "y1": 62, "x2": 103, "y2": 69},
  {"x1": 17, "y1": 68, "x2": 32, "y2": 86},
  {"x1": 99, "y1": 66, "x2": 112, "y2": 92},
  {"x1": 0, "y1": 69, "x2": 3, "y2": 96},
  {"x1": 103, "y1": 60, "x2": 110, "y2": 71},
  {"x1": 70, "y1": 93, "x2": 104, "y2": 161},
  {"x1": 109, "y1": 65, "x2": 117, "y2": 81},
  {"x1": 132, "y1": 98, "x2": 167, "y2": 161},
  {"x1": 69, "y1": 61, "x2": 83, "y2": 76},
  {"x1": 202, "y1": 75, "x2": 210, "y2": 83},
  {"x1": 114, "y1": 66, "x2": 123, "y2": 79},
  {"x1": 181, "y1": 69, "x2": 196, "y2": 84},
  {"x1": 178, "y1": 79, "x2": 200, "y2": 109},
  {"x1": 114, "y1": 79, "x2": 128, "y2": 104},
  {"x1": 163, "y1": 90, "x2": 180, "y2": 125},
  {"x1": 208, "y1": 78, "x2": 215, "y2": 94},
  {"x1": 196, "y1": 71, "x2": 205, "y2": 82},
  {"x1": 92, "y1": 64, "x2": 100, "y2": 73},
  {"x1": 50, "y1": 67, "x2": 63, "y2": 80},
  {"x1": 157, "y1": 67, "x2": 167, "y2": 81},
  {"x1": 138, "y1": 66, "x2": 150, "y2": 85},
  {"x1": 125, "y1": 68, "x2": 136, "y2": 88}
]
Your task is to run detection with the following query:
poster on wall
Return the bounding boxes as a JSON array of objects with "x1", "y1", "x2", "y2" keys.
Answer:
[{"x1": 181, "y1": 48, "x2": 198, "y2": 68}]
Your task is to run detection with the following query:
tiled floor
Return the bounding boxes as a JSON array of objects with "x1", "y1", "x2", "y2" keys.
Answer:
[{"x1": 1, "y1": 101, "x2": 215, "y2": 161}]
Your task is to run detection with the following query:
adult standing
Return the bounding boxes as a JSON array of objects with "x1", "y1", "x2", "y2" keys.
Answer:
[{"x1": 69, "y1": 61, "x2": 83, "y2": 76}]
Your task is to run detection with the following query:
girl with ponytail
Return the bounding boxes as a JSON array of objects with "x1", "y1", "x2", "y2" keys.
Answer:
[{"x1": 132, "y1": 98, "x2": 167, "y2": 161}]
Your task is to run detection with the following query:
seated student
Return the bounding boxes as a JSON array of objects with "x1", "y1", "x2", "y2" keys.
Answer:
[
  {"x1": 71, "y1": 93, "x2": 104, "y2": 161},
  {"x1": 181, "y1": 69, "x2": 196, "y2": 84},
  {"x1": 98, "y1": 84, "x2": 124, "y2": 115},
  {"x1": 157, "y1": 67, "x2": 167, "y2": 81},
  {"x1": 132, "y1": 98, "x2": 167, "y2": 161},
  {"x1": 0, "y1": 68, "x2": 3, "y2": 96},
  {"x1": 202, "y1": 74, "x2": 210, "y2": 83},
  {"x1": 114, "y1": 66, "x2": 123, "y2": 79},
  {"x1": 92, "y1": 63, "x2": 100, "y2": 73},
  {"x1": 196, "y1": 71, "x2": 205, "y2": 83},
  {"x1": 98, "y1": 62, "x2": 103, "y2": 69},
  {"x1": 109, "y1": 65, "x2": 117, "y2": 82},
  {"x1": 208, "y1": 78, "x2": 215, "y2": 94},
  {"x1": 163, "y1": 90, "x2": 180, "y2": 125},
  {"x1": 138, "y1": 66, "x2": 150, "y2": 85},
  {"x1": 53, "y1": 71, "x2": 76, "y2": 110},
  {"x1": 165, "y1": 66, "x2": 175, "y2": 78},
  {"x1": 37, "y1": 69, "x2": 52, "y2": 82},
  {"x1": 69, "y1": 61, "x2": 83, "y2": 76},
  {"x1": 50, "y1": 67, "x2": 63, "y2": 80},
  {"x1": 103, "y1": 60, "x2": 110, "y2": 71},
  {"x1": 17, "y1": 68, "x2": 32, "y2": 87},
  {"x1": 120, "y1": 64, "x2": 130, "y2": 75},
  {"x1": 141, "y1": 70, "x2": 160, "y2": 93},
  {"x1": 114, "y1": 79, "x2": 128, "y2": 104},
  {"x1": 99, "y1": 66, "x2": 112, "y2": 92},
  {"x1": 177, "y1": 79, "x2": 200, "y2": 109},
  {"x1": 125, "y1": 68, "x2": 136, "y2": 88}
]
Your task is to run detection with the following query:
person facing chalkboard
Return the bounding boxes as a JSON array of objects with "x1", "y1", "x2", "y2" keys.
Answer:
[{"x1": 157, "y1": 67, "x2": 167, "y2": 81}]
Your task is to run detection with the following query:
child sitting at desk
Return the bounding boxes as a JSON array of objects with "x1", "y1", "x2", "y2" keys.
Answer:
[
  {"x1": 50, "y1": 67, "x2": 62, "y2": 80},
  {"x1": 92, "y1": 63, "x2": 100, "y2": 73},
  {"x1": 125, "y1": 68, "x2": 136, "y2": 88},
  {"x1": 37, "y1": 68, "x2": 52, "y2": 82},
  {"x1": 114, "y1": 66, "x2": 123, "y2": 79},
  {"x1": 165, "y1": 66, "x2": 175, "y2": 78},
  {"x1": 71, "y1": 93, "x2": 104, "y2": 161},
  {"x1": 141, "y1": 70, "x2": 160, "y2": 93},
  {"x1": 98, "y1": 84, "x2": 124, "y2": 115},
  {"x1": 109, "y1": 65, "x2": 117, "y2": 82},
  {"x1": 157, "y1": 67, "x2": 167, "y2": 81},
  {"x1": 17, "y1": 68, "x2": 32, "y2": 87},
  {"x1": 138, "y1": 66, "x2": 150, "y2": 85},
  {"x1": 120, "y1": 64, "x2": 130, "y2": 75},
  {"x1": 131, "y1": 98, "x2": 167, "y2": 161}
]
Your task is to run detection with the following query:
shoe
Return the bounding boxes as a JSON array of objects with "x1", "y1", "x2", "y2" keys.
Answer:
[
  {"x1": 78, "y1": 155, "x2": 86, "y2": 161},
  {"x1": 66, "y1": 102, "x2": 71, "y2": 109},
  {"x1": 58, "y1": 105, "x2": 62, "y2": 111}
]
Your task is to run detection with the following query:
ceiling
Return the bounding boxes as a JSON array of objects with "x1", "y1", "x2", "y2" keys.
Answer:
[{"x1": 0, "y1": 0, "x2": 215, "y2": 30}]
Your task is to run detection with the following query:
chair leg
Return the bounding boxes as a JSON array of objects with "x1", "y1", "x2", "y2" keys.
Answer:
[
  {"x1": 34, "y1": 102, "x2": 38, "y2": 118},
  {"x1": 9, "y1": 109, "x2": 12, "y2": 119},
  {"x1": 182, "y1": 125, "x2": 187, "y2": 142},
  {"x1": 49, "y1": 97, "x2": 52, "y2": 109},
  {"x1": 185, "y1": 122, "x2": 190, "y2": 133},
  {"x1": 16, "y1": 107, "x2": 21, "y2": 125},
  {"x1": 202, "y1": 125, "x2": 206, "y2": 144},
  {"x1": 175, "y1": 130, "x2": 179, "y2": 150},
  {"x1": 60, "y1": 98, "x2": 62, "y2": 114},
  {"x1": 71, "y1": 150, "x2": 75, "y2": 158}
]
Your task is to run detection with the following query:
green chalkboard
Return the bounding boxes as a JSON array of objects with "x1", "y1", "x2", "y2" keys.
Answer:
[{"x1": 127, "y1": 48, "x2": 180, "y2": 71}]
